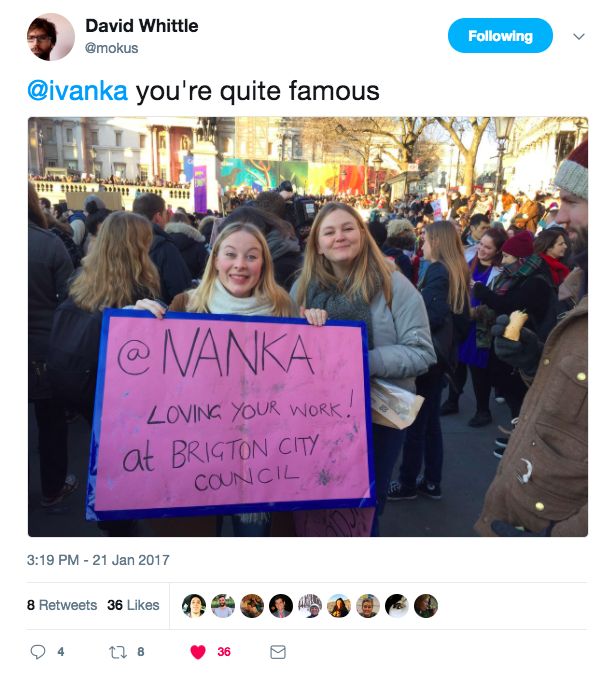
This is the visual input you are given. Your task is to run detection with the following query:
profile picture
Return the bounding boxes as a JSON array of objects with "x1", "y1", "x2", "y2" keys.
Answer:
[
  {"x1": 240, "y1": 594, "x2": 264, "y2": 618},
  {"x1": 211, "y1": 594, "x2": 235, "y2": 618},
  {"x1": 182, "y1": 594, "x2": 206, "y2": 619},
  {"x1": 414, "y1": 594, "x2": 438, "y2": 618},
  {"x1": 270, "y1": 594, "x2": 293, "y2": 618},
  {"x1": 327, "y1": 595, "x2": 351, "y2": 618},
  {"x1": 27, "y1": 14, "x2": 75, "y2": 61},
  {"x1": 385, "y1": 594, "x2": 409, "y2": 618},
  {"x1": 356, "y1": 594, "x2": 380, "y2": 618},
  {"x1": 298, "y1": 594, "x2": 322, "y2": 618}
]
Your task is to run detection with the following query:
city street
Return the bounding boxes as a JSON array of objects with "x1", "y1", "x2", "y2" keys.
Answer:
[{"x1": 28, "y1": 381, "x2": 512, "y2": 537}]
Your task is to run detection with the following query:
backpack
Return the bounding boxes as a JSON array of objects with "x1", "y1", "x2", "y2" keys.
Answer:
[{"x1": 46, "y1": 297, "x2": 104, "y2": 409}]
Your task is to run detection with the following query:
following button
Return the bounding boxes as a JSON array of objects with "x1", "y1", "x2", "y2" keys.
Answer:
[{"x1": 449, "y1": 18, "x2": 553, "y2": 53}]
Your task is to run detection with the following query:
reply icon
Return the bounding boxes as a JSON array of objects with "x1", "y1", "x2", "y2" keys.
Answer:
[{"x1": 31, "y1": 645, "x2": 46, "y2": 660}]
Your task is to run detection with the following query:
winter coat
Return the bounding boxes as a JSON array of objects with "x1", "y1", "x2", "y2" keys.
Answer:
[
  {"x1": 165, "y1": 222, "x2": 209, "y2": 280},
  {"x1": 290, "y1": 271, "x2": 436, "y2": 394},
  {"x1": 513, "y1": 199, "x2": 540, "y2": 233},
  {"x1": 273, "y1": 251, "x2": 302, "y2": 292},
  {"x1": 381, "y1": 245, "x2": 413, "y2": 282},
  {"x1": 28, "y1": 223, "x2": 74, "y2": 358},
  {"x1": 471, "y1": 257, "x2": 552, "y2": 336},
  {"x1": 475, "y1": 293, "x2": 587, "y2": 537},
  {"x1": 149, "y1": 223, "x2": 193, "y2": 305}
]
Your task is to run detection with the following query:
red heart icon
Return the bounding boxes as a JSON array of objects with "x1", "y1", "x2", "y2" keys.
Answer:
[{"x1": 191, "y1": 645, "x2": 206, "y2": 660}]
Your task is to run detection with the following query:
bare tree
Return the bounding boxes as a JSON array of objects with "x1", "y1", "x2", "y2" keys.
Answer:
[{"x1": 433, "y1": 117, "x2": 491, "y2": 195}]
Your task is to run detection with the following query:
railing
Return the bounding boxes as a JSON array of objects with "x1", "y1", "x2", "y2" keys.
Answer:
[{"x1": 31, "y1": 180, "x2": 192, "y2": 211}]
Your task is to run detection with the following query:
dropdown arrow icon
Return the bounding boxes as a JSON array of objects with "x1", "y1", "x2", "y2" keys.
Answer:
[{"x1": 574, "y1": 33, "x2": 585, "y2": 40}]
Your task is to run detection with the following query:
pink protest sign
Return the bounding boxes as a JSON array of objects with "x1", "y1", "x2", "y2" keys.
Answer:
[{"x1": 87, "y1": 310, "x2": 375, "y2": 521}]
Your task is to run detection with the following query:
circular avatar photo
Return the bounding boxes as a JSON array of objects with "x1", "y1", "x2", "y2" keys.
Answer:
[
  {"x1": 270, "y1": 594, "x2": 293, "y2": 618},
  {"x1": 240, "y1": 594, "x2": 264, "y2": 618},
  {"x1": 356, "y1": 594, "x2": 380, "y2": 618},
  {"x1": 211, "y1": 594, "x2": 235, "y2": 618},
  {"x1": 327, "y1": 594, "x2": 351, "y2": 618},
  {"x1": 28, "y1": 14, "x2": 75, "y2": 61},
  {"x1": 414, "y1": 594, "x2": 438, "y2": 618},
  {"x1": 182, "y1": 594, "x2": 205, "y2": 618},
  {"x1": 385, "y1": 594, "x2": 409, "y2": 618},
  {"x1": 298, "y1": 594, "x2": 322, "y2": 618}
]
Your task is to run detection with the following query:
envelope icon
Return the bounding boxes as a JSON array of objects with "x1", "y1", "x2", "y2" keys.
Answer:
[{"x1": 270, "y1": 645, "x2": 286, "y2": 659}]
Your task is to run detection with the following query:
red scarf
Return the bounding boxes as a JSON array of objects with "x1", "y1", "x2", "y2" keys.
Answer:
[{"x1": 539, "y1": 253, "x2": 570, "y2": 285}]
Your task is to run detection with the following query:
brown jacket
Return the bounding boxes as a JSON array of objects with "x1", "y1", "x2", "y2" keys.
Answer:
[
  {"x1": 513, "y1": 199, "x2": 540, "y2": 233},
  {"x1": 475, "y1": 293, "x2": 588, "y2": 537}
]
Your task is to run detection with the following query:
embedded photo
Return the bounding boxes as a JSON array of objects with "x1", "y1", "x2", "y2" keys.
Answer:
[{"x1": 27, "y1": 116, "x2": 588, "y2": 538}]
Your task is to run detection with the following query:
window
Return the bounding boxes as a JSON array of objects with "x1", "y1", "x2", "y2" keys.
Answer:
[
  {"x1": 159, "y1": 135, "x2": 166, "y2": 150},
  {"x1": 67, "y1": 161, "x2": 78, "y2": 172},
  {"x1": 140, "y1": 134, "x2": 147, "y2": 149},
  {"x1": 66, "y1": 128, "x2": 73, "y2": 143},
  {"x1": 160, "y1": 168, "x2": 167, "y2": 181},
  {"x1": 115, "y1": 132, "x2": 122, "y2": 147},
  {"x1": 180, "y1": 135, "x2": 190, "y2": 151},
  {"x1": 45, "y1": 127, "x2": 54, "y2": 142},
  {"x1": 268, "y1": 142, "x2": 274, "y2": 156},
  {"x1": 91, "y1": 130, "x2": 99, "y2": 145},
  {"x1": 47, "y1": 160, "x2": 56, "y2": 168},
  {"x1": 93, "y1": 162, "x2": 102, "y2": 179},
  {"x1": 114, "y1": 163, "x2": 126, "y2": 178},
  {"x1": 222, "y1": 137, "x2": 230, "y2": 153},
  {"x1": 139, "y1": 165, "x2": 149, "y2": 181}
]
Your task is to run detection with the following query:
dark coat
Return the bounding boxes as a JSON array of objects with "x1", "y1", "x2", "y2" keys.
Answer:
[
  {"x1": 149, "y1": 223, "x2": 193, "y2": 304},
  {"x1": 273, "y1": 251, "x2": 302, "y2": 292},
  {"x1": 165, "y1": 223, "x2": 209, "y2": 280},
  {"x1": 381, "y1": 245, "x2": 413, "y2": 282},
  {"x1": 28, "y1": 223, "x2": 74, "y2": 357},
  {"x1": 475, "y1": 293, "x2": 587, "y2": 536}
]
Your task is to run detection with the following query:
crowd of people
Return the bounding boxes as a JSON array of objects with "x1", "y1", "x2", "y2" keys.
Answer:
[
  {"x1": 30, "y1": 173, "x2": 191, "y2": 189},
  {"x1": 27, "y1": 139, "x2": 588, "y2": 537}
]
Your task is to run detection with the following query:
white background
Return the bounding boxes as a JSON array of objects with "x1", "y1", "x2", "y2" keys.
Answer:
[{"x1": 8, "y1": 1, "x2": 601, "y2": 672}]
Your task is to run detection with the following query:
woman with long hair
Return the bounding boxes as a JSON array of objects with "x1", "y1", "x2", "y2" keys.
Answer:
[
  {"x1": 135, "y1": 221, "x2": 296, "y2": 536},
  {"x1": 389, "y1": 220, "x2": 470, "y2": 500},
  {"x1": 330, "y1": 598, "x2": 349, "y2": 617},
  {"x1": 290, "y1": 202, "x2": 436, "y2": 533},
  {"x1": 534, "y1": 228, "x2": 570, "y2": 286},
  {"x1": 440, "y1": 227, "x2": 507, "y2": 427},
  {"x1": 28, "y1": 182, "x2": 75, "y2": 507},
  {"x1": 221, "y1": 206, "x2": 302, "y2": 291}
]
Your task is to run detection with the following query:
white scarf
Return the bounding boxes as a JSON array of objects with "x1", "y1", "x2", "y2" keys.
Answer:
[{"x1": 207, "y1": 279, "x2": 274, "y2": 316}]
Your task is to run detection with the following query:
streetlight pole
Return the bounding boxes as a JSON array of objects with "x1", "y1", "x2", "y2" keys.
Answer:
[
  {"x1": 448, "y1": 142, "x2": 455, "y2": 189},
  {"x1": 372, "y1": 147, "x2": 383, "y2": 197},
  {"x1": 493, "y1": 117, "x2": 515, "y2": 216}
]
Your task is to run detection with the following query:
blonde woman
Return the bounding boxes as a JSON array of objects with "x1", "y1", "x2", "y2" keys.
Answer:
[
  {"x1": 290, "y1": 202, "x2": 436, "y2": 535},
  {"x1": 389, "y1": 220, "x2": 470, "y2": 501},
  {"x1": 136, "y1": 221, "x2": 297, "y2": 536}
]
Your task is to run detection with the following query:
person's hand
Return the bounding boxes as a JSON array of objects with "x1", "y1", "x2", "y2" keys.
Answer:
[
  {"x1": 134, "y1": 299, "x2": 166, "y2": 320},
  {"x1": 491, "y1": 315, "x2": 542, "y2": 371},
  {"x1": 491, "y1": 520, "x2": 553, "y2": 537},
  {"x1": 300, "y1": 306, "x2": 328, "y2": 326},
  {"x1": 472, "y1": 281, "x2": 488, "y2": 300}
]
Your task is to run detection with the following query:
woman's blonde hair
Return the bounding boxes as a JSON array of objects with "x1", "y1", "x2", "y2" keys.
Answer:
[
  {"x1": 69, "y1": 211, "x2": 160, "y2": 313},
  {"x1": 186, "y1": 221, "x2": 293, "y2": 317},
  {"x1": 295, "y1": 202, "x2": 394, "y2": 308},
  {"x1": 420, "y1": 220, "x2": 470, "y2": 315}
]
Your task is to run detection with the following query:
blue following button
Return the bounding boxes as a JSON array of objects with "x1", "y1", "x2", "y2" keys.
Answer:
[{"x1": 449, "y1": 18, "x2": 553, "y2": 53}]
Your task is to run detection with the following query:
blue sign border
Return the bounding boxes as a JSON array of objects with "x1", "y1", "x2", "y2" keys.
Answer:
[{"x1": 86, "y1": 309, "x2": 376, "y2": 522}]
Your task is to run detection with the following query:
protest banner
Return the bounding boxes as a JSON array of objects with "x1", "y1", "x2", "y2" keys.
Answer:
[
  {"x1": 87, "y1": 310, "x2": 375, "y2": 521},
  {"x1": 193, "y1": 166, "x2": 207, "y2": 213}
]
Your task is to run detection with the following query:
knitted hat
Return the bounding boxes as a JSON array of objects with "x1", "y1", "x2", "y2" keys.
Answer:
[
  {"x1": 554, "y1": 138, "x2": 588, "y2": 201},
  {"x1": 502, "y1": 231, "x2": 534, "y2": 258},
  {"x1": 84, "y1": 194, "x2": 106, "y2": 212},
  {"x1": 387, "y1": 218, "x2": 415, "y2": 237}
]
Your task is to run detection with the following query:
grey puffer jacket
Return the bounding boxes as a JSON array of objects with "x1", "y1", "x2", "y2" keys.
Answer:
[{"x1": 291, "y1": 271, "x2": 436, "y2": 393}]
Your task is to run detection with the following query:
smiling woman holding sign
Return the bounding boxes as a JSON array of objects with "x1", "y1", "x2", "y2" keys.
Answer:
[
  {"x1": 137, "y1": 221, "x2": 303, "y2": 536},
  {"x1": 291, "y1": 202, "x2": 436, "y2": 534}
]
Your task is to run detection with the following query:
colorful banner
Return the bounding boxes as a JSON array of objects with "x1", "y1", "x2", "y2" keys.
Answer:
[
  {"x1": 87, "y1": 311, "x2": 375, "y2": 521},
  {"x1": 184, "y1": 155, "x2": 194, "y2": 182},
  {"x1": 339, "y1": 164, "x2": 365, "y2": 194},
  {"x1": 193, "y1": 166, "x2": 207, "y2": 213},
  {"x1": 308, "y1": 163, "x2": 340, "y2": 195}
]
